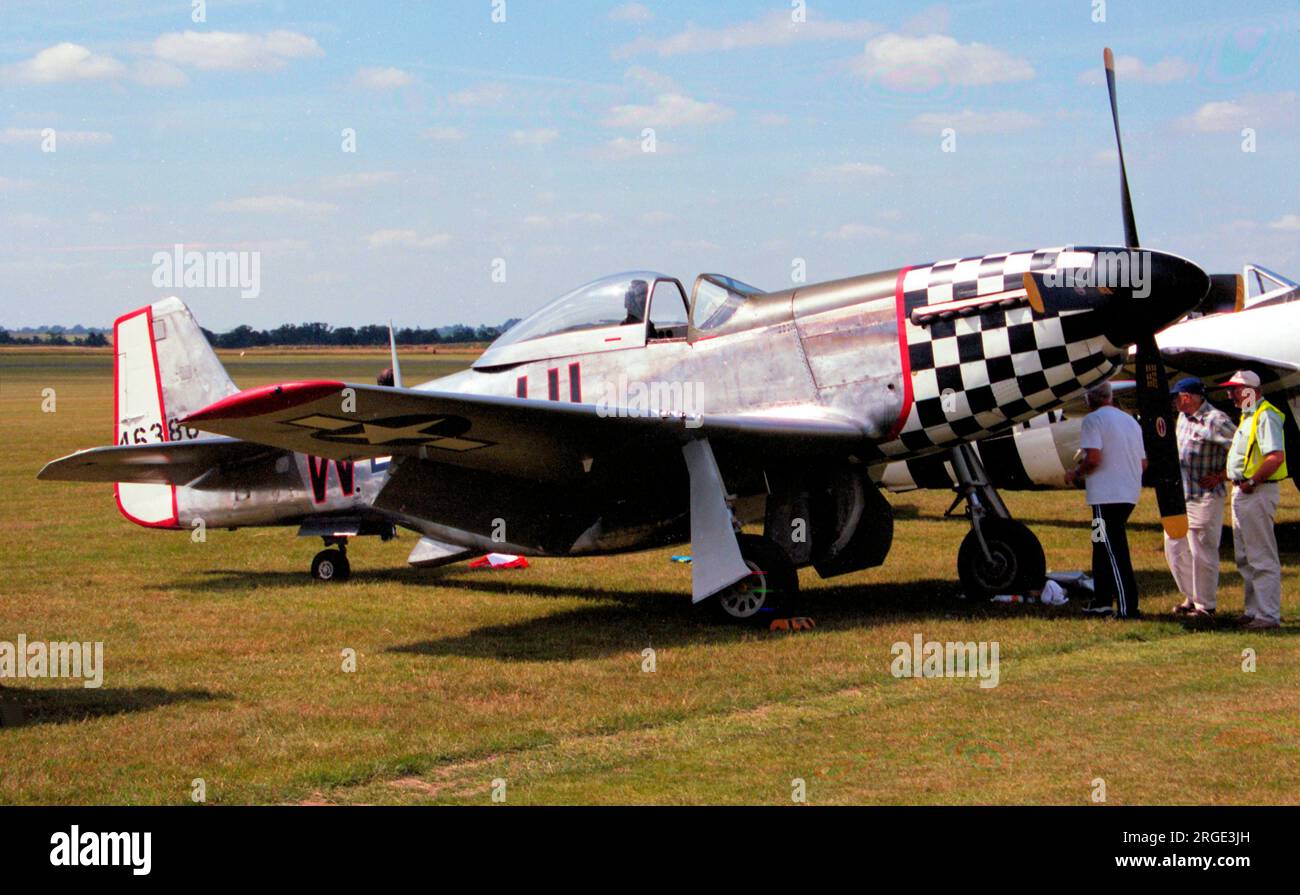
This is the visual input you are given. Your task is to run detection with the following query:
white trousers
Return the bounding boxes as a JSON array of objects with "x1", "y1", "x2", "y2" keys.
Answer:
[
  {"x1": 1231, "y1": 482, "x2": 1283, "y2": 624},
  {"x1": 1164, "y1": 493, "x2": 1225, "y2": 610}
]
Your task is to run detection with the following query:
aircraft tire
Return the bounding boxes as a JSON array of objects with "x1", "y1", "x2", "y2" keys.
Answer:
[
  {"x1": 311, "y1": 549, "x2": 351, "y2": 583},
  {"x1": 710, "y1": 534, "x2": 798, "y2": 624},
  {"x1": 956, "y1": 519, "x2": 1045, "y2": 599}
]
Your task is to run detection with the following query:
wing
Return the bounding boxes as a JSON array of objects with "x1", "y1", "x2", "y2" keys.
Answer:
[
  {"x1": 39, "y1": 437, "x2": 279, "y2": 486},
  {"x1": 182, "y1": 380, "x2": 868, "y2": 481}
]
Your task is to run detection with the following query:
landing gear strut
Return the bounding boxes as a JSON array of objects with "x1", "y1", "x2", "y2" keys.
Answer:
[
  {"x1": 947, "y1": 443, "x2": 1045, "y2": 598},
  {"x1": 311, "y1": 537, "x2": 351, "y2": 583}
]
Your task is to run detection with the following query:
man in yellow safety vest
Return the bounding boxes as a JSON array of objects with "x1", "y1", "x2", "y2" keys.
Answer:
[{"x1": 1222, "y1": 370, "x2": 1288, "y2": 629}]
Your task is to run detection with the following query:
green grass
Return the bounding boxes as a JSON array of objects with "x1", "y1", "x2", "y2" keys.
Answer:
[{"x1": 1, "y1": 350, "x2": 1297, "y2": 804}]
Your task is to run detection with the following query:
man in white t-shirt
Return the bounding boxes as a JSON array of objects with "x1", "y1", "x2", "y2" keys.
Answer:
[{"x1": 1065, "y1": 382, "x2": 1148, "y2": 618}]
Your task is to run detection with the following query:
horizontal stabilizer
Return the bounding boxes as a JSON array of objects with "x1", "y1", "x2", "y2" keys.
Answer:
[{"x1": 38, "y1": 437, "x2": 277, "y2": 486}]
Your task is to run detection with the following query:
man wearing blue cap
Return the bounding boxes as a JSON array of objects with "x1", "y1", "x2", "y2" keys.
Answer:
[{"x1": 1166, "y1": 377, "x2": 1237, "y2": 617}]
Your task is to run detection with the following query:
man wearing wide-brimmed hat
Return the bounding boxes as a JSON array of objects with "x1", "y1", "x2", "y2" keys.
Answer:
[{"x1": 1222, "y1": 370, "x2": 1287, "y2": 629}]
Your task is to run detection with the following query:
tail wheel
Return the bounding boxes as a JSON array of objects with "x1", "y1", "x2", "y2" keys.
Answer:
[
  {"x1": 311, "y1": 549, "x2": 351, "y2": 583},
  {"x1": 711, "y1": 534, "x2": 798, "y2": 624},
  {"x1": 956, "y1": 518, "x2": 1045, "y2": 599}
]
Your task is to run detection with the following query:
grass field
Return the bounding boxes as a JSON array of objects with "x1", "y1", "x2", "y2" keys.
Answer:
[{"x1": 1, "y1": 350, "x2": 1297, "y2": 805}]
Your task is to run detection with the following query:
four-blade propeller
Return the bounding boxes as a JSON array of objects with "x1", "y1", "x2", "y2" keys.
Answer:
[{"x1": 1026, "y1": 47, "x2": 1206, "y2": 539}]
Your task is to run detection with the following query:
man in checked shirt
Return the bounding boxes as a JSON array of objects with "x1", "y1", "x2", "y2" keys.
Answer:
[{"x1": 1165, "y1": 378, "x2": 1237, "y2": 617}]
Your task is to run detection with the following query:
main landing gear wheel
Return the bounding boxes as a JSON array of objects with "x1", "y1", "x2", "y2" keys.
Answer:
[
  {"x1": 956, "y1": 518, "x2": 1045, "y2": 600},
  {"x1": 711, "y1": 534, "x2": 799, "y2": 624},
  {"x1": 311, "y1": 549, "x2": 351, "y2": 583}
]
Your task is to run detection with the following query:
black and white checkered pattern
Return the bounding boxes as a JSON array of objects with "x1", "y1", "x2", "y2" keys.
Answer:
[{"x1": 877, "y1": 246, "x2": 1123, "y2": 459}]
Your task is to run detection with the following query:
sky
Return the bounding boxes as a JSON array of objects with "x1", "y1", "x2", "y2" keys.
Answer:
[{"x1": 1, "y1": 0, "x2": 1297, "y2": 331}]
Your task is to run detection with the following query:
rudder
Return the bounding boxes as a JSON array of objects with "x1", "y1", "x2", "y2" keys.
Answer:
[{"x1": 113, "y1": 297, "x2": 238, "y2": 528}]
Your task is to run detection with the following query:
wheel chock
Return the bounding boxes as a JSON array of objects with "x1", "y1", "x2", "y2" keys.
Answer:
[{"x1": 770, "y1": 617, "x2": 816, "y2": 632}]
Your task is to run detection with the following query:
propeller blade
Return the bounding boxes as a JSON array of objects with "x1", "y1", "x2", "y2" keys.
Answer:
[
  {"x1": 1104, "y1": 47, "x2": 1140, "y2": 249},
  {"x1": 1134, "y1": 333, "x2": 1187, "y2": 538}
]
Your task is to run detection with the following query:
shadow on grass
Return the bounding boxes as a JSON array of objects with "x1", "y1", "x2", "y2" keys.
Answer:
[
  {"x1": 0, "y1": 685, "x2": 226, "y2": 729},
  {"x1": 382, "y1": 576, "x2": 1107, "y2": 661},
  {"x1": 181, "y1": 564, "x2": 470, "y2": 593}
]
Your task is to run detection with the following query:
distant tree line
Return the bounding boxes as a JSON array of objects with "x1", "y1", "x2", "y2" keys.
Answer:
[
  {"x1": 201, "y1": 320, "x2": 521, "y2": 349},
  {"x1": 0, "y1": 321, "x2": 519, "y2": 349},
  {"x1": 0, "y1": 330, "x2": 108, "y2": 346}
]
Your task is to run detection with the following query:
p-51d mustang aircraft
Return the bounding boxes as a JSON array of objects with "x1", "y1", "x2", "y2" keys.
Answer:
[{"x1": 42, "y1": 49, "x2": 1213, "y2": 621}]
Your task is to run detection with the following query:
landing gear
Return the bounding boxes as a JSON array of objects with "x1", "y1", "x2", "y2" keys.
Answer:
[
  {"x1": 711, "y1": 534, "x2": 799, "y2": 623},
  {"x1": 311, "y1": 538, "x2": 351, "y2": 582},
  {"x1": 948, "y1": 443, "x2": 1045, "y2": 598},
  {"x1": 957, "y1": 518, "x2": 1044, "y2": 598}
]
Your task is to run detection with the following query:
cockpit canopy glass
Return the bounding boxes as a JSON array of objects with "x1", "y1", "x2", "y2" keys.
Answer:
[
  {"x1": 691, "y1": 274, "x2": 766, "y2": 331},
  {"x1": 491, "y1": 271, "x2": 668, "y2": 349}
]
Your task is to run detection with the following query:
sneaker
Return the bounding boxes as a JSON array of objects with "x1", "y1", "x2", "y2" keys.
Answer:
[
  {"x1": 1238, "y1": 614, "x2": 1257, "y2": 626},
  {"x1": 1117, "y1": 610, "x2": 1143, "y2": 620},
  {"x1": 1172, "y1": 601, "x2": 1195, "y2": 615},
  {"x1": 1243, "y1": 617, "x2": 1281, "y2": 630},
  {"x1": 1189, "y1": 607, "x2": 1216, "y2": 619},
  {"x1": 1082, "y1": 603, "x2": 1114, "y2": 617}
]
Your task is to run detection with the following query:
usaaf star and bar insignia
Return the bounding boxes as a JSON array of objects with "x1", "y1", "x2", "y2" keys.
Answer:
[{"x1": 284, "y1": 413, "x2": 493, "y2": 452}]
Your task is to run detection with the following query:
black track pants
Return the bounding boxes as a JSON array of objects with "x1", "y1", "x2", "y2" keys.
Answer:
[{"x1": 1091, "y1": 503, "x2": 1139, "y2": 618}]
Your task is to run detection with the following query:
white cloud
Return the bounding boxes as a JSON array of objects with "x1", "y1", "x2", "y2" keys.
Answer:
[
  {"x1": 320, "y1": 171, "x2": 399, "y2": 190},
  {"x1": 152, "y1": 30, "x2": 323, "y2": 71},
  {"x1": 422, "y1": 126, "x2": 465, "y2": 141},
  {"x1": 757, "y1": 112, "x2": 790, "y2": 127},
  {"x1": 812, "y1": 162, "x2": 888, "y2": 181},
  {"x1": 1270, "y1": 214, "x2": 1300, "y2": 231},
  {"x1": 1179, "y1": 92, "x2": 1296, "y2": 132},
  {"x1": 447, "y1": 83, "x2": 507, "y2": 107},
  {"x1": 909, "y1": 109, "x2": 1037, "y2": 134},
  {"x1": 0, "y1": 176, "x2": 33, "y2": 190},
  {"x1": 212, "y1": 195, "x2": 337, "y2": 215},
  {"x1": 131, "y1": 59, "x2": 188, "y2": 87},
  {"x1": 0, "y1": 127, "x2": 113, "y2": 145},
  {"x1": 824, "y1": 223, "x2": 890, "y2": 241},
  {"x1": 4, "y1": 42, "x2": 125, "y2": 83},
  {"x1": 365, "y1": 229, "x2": 450, "y2": 249},
  {"x1": 1077, "y1": 54, "x2": 1192, "y2": 85},
  {"x1": 853, "y1": 33, "x2": 1033, "y2": 88},
  {"x1": 609, "y1": 2, "x2": 654, "y2": 24},
  {"x1": 510, "y1": 127, "x2": 559, "y2": 147},
  {"x1": 354, "y1": 66, "x2": 414, "y2": 89},
  {"x1": 5, "y1": 42, "x2": 125, "y2": 83},
  {"x1": 605, "y1": 93, "x2": 733, "y2": 128},
  {"x1": 616, "y1": 11, "x2": 878, "y2": 57}
]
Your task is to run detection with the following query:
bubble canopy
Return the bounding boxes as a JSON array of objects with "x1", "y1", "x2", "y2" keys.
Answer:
[{"x1": 474, "y1": 271, "x2": 677, "y2": 368}]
